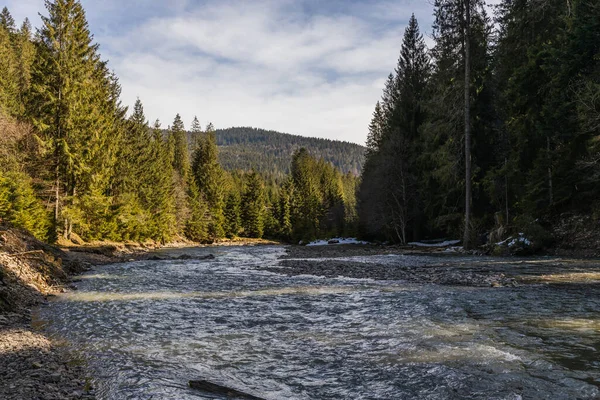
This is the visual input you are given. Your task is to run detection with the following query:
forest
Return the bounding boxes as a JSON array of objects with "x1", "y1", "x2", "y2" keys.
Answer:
[
  {"x1": 359, "y1": 0, "x2": 600, "y2": 248},
  {"x1": 0, "y1": 0, "x2": 358, "y2": 245},
  {"x1": 0, "y1": 0, "x2": 599, "y2": 249},
  {"x1": 214, "y1": 127, "x2": 365, "y2": 183}
]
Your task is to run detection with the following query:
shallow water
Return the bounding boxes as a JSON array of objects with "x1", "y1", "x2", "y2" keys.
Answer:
[{"x1": 39, "y1": 246, "x2": 600, "y2": 399}]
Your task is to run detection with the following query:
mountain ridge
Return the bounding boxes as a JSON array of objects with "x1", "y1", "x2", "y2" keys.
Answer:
[{"x1": 208, "y1": 127, "x2": 366, "y2": 181}]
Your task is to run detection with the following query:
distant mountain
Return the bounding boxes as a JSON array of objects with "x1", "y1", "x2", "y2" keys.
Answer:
[{"x1": 211, "y1": 127, "x2": 366, "y2": 181}]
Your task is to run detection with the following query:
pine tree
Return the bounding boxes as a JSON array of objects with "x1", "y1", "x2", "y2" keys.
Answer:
[
  {"x1": 190, "y1": 115, "x2": 202, "y2": 150},
  {"x1": 28, "y1": 0, "x2": 122, "y2": 240},
  {"x1": 170, "y1": 113, "x2": 190, "y2": 181},
  {"x1": 15, "y1": 19, "x2": 35, "y2": 116},
  {"x1": 358, "y1": 14, "x2": 430, "y2": 243},
  {"x1": 0, "y1": 7, "x2": 15, "y2": 33},
  {"x1": 192, "y1": 123, "x2": 226, "y2": 239},
  {"x1": 365, "y1": 101, "x2": 384, "y2": 155},
  {"x1": 149, "y1": 119, "x2": 177, "y2": 242},
  {"x1": 223, "y1": 191, "x2": 241, "y2": 238},
  {"x1": 241, "y1": 171, "x2": 265, "y2": 238},
  {"x1": 0, "y1": 19, "x2": 19, "y2": 115},
  {"x1": 419, "y1": 0, "x2": 492, "y2": 240}
]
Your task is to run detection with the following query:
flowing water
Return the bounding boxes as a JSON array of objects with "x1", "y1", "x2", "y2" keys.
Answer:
[{"x1": 38, "y1": 246, "x2": 600, "y2": 399}]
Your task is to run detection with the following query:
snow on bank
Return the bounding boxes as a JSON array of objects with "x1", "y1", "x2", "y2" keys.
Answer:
[
  {"x1": 306, "y1": 238, "x2": 370, "y2": 247},
  {"x1": 407, "y1": 240, "x2": 461, "y2": 248},
  {"x1": 497, "y1": 233, "x2": 532, "y2": 248}
]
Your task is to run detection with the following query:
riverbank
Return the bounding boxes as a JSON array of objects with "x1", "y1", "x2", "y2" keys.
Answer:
[
  {"x1": 270, "y1": 244, "x2": 600, "y2": 287},
  {"x1": 0, "y1": 226, "x2": 97, "y2": 399},
  {"x1": 0, "y1": 226, "x2": 282, "y2": 400}
]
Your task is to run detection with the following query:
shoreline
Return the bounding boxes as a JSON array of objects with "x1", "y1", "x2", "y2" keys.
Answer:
[{"x1": 2, "y1": 230, "x2": 600, "y2": 399}]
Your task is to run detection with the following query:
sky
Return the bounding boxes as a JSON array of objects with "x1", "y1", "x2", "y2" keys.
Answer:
[{"x1": 6, "y1": 0, "x2": 501, "y2": 145}]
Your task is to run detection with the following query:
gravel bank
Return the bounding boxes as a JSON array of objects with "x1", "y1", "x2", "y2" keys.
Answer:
[{"x1": 267, "y1": 245, "x2": 600, "y2": 287}]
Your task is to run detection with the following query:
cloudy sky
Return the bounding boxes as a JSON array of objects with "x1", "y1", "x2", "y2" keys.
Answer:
[{"x1": 7, "y1": 0, "x2": 500, "y2": 145}]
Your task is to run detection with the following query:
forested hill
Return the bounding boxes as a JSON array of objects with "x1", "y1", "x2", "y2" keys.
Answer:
[{"x1": 210, "y1": 127, "x2": 365, "y2": 179}]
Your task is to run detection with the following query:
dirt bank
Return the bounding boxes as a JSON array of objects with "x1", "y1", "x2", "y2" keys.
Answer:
[{"x1": 0, "y1": 226, "x2": 99, "y2": 399}]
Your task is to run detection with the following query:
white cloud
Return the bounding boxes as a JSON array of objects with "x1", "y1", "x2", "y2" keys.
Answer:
[
  {"x1": 3, "y1": 0, "x2": 504, "y2": 145},
  {"x1": 96, "y1": 0, "x2": 413, "y2": 144}
]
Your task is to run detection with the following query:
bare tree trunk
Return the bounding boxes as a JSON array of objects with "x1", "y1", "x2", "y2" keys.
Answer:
[
  {"x1": 547, "y1": 136, "x2": 554, "y2": 206},
  {"x1": 463, "y1": 0, "x2": 473, "y2": 249},
  {"x1": 504, "y1": 158, "x2": 509, "y2": 224}
]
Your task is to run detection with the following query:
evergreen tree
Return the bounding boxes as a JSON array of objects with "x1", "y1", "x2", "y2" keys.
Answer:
[
  {"x1": 0, "y1": 7, "x2": 15, "y2": 33},
  {"x1": 241, "y1": 171, "x2": 265, "y2": 238},
  {"x1": 192, "y1": 123, "x2": 226, "y2": 239},
  {"x1": 170, "y1": 113, "x2": 190, "y2": 181},
  {"x1": 0, "y1": 20, "x2": 19, "y2": 115},
  {"x1": 28, "y1": 0, "x2": 123, "y2": 240},
  {"x1": 190, "y1": 115, "x2": 202, "y2": 150},
  {"x1": 224, "y1": 191, "x2": 241, "y2": 238},
  {"x1": 15, "y1": 19, "x2": 35, "y2": 116},
  {"x1": 358, "y1": 14, "x2": 430, "y2": 243}
]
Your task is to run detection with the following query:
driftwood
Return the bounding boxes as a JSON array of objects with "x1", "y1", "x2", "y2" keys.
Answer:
[{"x1": 188, "y1": 380, "x2": 266, "y2": 399}]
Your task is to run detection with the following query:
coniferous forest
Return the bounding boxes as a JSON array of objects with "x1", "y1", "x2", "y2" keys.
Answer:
[
  {"x1": 0, "y1": 0, "x2": 599, "y2": 249},
  {"x1": 359, "y1": 0, "x2": 600, "y2": 248},
  {"x1": 0, "y1": 0, "x2": 358, "y2": 245}
]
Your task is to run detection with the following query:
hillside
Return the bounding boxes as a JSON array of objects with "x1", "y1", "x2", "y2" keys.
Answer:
[{"x1": 210, "y1": 127, "x2": 365, "y2": 180}]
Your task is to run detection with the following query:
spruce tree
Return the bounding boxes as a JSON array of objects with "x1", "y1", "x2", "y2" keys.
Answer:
[
  {"x1": 192, "y1": 123, "x2": 226, "y2": 239},
  {"x1": 0, "y1": 7, "x2": 15, "y2": 33},
  {"x1": 170, "y1": 113, "x2": 190, "y2": 181},
  {"x1": 241, "y1": 171, "x2": 265, "y2": 238},
  {"x1": 223, "y1": 191, "x2": 241, "y2": 238},
  {"x1": 358, "y1": 14, "x2": 430, "y2": 243},
  {"x1": 0, "y1": 20, "x2": 19, "y2": 115},
  {"x1": 29, "y1": 0, "x2": 122, "y2": 240}
]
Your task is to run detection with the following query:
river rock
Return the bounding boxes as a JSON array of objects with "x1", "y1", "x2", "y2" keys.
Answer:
[
  {"x1": 43, "y1": 374, "x2": 61, "y2": 383},
  {"x1": 189, "y1": 380, "x2": 266, "y2": 400}
]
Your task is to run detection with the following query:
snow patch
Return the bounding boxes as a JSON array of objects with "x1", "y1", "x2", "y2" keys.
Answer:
[
  {"x1": 306, "y1": 238, "x2": 369, "y2": 247},
  {"x1": 496, "y1": 233, "x2": 532, "y2": 248}
]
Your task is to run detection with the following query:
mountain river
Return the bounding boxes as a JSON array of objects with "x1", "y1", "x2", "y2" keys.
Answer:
[{"x1": 37, "y1": 245, "x2": 600, "y2": 399}]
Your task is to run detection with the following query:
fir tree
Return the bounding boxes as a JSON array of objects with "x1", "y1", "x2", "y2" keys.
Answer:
[
  {"x1": 223, "y1": 191, "x2": 241, "y2": 238},
  {"x1": 192, "y1": 123, "x2": 226, "y2": 239},
  {"x1": 0, "y1": 7, "x2": 15, "y2": 33},
  {"x1": 28, "y1": 0, "x2": 122, "y2": 240},
  {"x1": 241, "y1": 171, "x2": 265, "y2": 238},
  {"x1": 170, "y1": 113, "x2": 190, "y2": 181}
]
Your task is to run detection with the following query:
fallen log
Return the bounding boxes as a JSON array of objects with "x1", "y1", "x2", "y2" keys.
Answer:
[{"x1": 188, "y1": 380, "x2": 266, "y2": 399}]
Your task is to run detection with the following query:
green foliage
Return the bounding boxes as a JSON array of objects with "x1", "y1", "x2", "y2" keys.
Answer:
[
  {"x1": 241, "y1": 171, "x2": 265, "y2": 238},
  {"x1": 0, "y1": 171, "x2": 51, "y2": 240},
  {"x1": 223, "y1": 191, "x2": 241, "y2": 239},
  {"x1": 288, "y1": 148, "x2": 357, "y2": 242},
  {"x1": 192, "y1": 125, "x2": 226, "y2": 240},
  {"x1": 358, "y1": 14, "x2": 430, "y2": 243},
  {"x1": 359, "y1": 0, "x2": 600, "y2": 246},
  {"x1": 214, "y1": 127, "x2": 365, "y2": 183}
]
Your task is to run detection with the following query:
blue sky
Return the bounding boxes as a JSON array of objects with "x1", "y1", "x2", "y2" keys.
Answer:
[{"x1": 7, "y1": 0, "x2": 501, "y2": 145}]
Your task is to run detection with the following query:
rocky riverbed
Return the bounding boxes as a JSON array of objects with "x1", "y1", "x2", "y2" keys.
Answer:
[
  {"x1": 267, "y1": 244, "x2": 600, "y2": 287},
  {"x1": 0, "y1": 313, "x2": 94, "y2": 400}
]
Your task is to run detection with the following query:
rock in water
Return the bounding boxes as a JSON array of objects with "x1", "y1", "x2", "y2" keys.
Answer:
[{"x1": 188, "y1": 380, "x2": 266, "y2": 399}]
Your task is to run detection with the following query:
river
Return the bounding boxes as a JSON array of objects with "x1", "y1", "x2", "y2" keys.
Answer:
[{"x1": 38, "y1": 245, "x2": 600, "y2": 399}]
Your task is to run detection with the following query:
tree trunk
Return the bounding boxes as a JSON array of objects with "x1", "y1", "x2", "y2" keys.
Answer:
[
  {"x1": 463, "y1": 0, "x2": 473, "y2": 249},
  {"x1": 547, "y1": 136, "x2": 553, "y2": 206}
]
